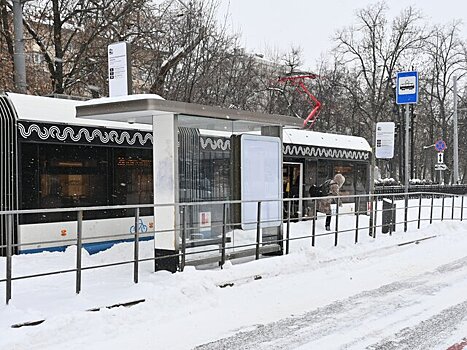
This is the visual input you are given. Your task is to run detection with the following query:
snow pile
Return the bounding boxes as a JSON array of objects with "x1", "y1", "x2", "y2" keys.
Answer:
[{"x1": 0, "y1": 197, "x2": 466, "y2": 349}]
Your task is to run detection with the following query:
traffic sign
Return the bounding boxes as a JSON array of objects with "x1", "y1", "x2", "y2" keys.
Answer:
[
  {"x1": 396, "y1": 71, "x2": 418, "y2": 104},
  {"x1": 435, "y1": 139, "x2": 447, "y2": 152},
  {"x1": 435, "y1": 164, "x2": 447, "y2": 171},
  {"x1": 437, "y1": 152, "x2": 444, "y2": 164}
]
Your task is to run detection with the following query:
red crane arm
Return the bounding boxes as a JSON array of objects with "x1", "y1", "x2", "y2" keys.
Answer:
[{"x1": 278, "y1": 74, "x2": 322, "y2": 129}]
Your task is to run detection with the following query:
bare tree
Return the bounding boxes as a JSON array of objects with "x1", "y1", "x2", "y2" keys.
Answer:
[
  {"x1": 334, "y1": 2, "x2": 425, "y2": 126},
  {"x1": 1, "y1": 0, "x2": 148, "y2": 94},
  {"x1": 143, "y1": 0, "x2": 214, "y2": 96},
  {"x1": 418, "y1": 21, "x2": 467, "y2": 182},
  {"x1": 332, "y1": 1, "x2": 426, "y2": 179}
]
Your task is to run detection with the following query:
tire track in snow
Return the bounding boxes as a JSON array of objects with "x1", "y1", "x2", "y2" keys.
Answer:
[
  {"x1": 193, "y1": 255, "x2": 467, "y2": 350},
  {"x1": 366, "y1": 300, "x2": 467, "y2": 350}
]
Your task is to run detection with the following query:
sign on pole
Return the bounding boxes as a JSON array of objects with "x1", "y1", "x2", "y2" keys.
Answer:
[
  {"x1": 437, "y1": 152, "x2": 444, "y2": 164},
  {"x1": 396, "y1": 71, "x2": 418, "y2": 104},
  {"x1": 435, "y1": 139, "x2": 447, "y2": 152},
  {"x1": 108, "y1": 42, "x2": 132, "y2": 97},
  {"x1": 396, "y1": 70, "x2": 418, "y2": 232},
  {"x1": 435, "y1": 164, "x2": 447, "y2": 171},
  {"x1": 375, "y1": 122, "x2": 395, "y2": 159}
]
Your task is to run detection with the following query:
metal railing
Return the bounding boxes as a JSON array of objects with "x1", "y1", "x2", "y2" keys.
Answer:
[
  {"x1": 0, "y1": 192, "x2": 465, "y2": 304},
  {"x1": 375, "y1": 184, "x2": 467, "y2": 197}
]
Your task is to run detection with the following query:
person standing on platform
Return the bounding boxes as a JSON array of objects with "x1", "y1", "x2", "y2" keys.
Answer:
[{"x1": 317, "y1": 174, "x2": 345, "y2": 231}]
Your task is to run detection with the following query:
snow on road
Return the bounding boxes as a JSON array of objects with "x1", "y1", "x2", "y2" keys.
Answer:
[
  {"x1": 195, "y1": 252, "x2": 467, "y2": 349},
  {"x1": 0, "y1": 198, "x2": 466, "y2": 350}
]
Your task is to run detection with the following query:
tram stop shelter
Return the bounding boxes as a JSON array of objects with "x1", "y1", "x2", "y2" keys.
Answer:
[{"x1": 76, "y1": 95, "x2": 302, "y2": 271}]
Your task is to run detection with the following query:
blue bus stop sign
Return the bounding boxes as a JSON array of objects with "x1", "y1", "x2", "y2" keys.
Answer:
[{"x1": 396, "y1": 71, "x2": 418, "y2": 104}]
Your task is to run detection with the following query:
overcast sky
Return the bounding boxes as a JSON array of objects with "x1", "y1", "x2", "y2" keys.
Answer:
[{"x1": 217, "y1": 0, "x2": 467, "y2": 68}]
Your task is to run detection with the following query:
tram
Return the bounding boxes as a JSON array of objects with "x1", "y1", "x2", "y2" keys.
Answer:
[{"x1": 0, "y1": 93, "x2": 371, "y2": 254}]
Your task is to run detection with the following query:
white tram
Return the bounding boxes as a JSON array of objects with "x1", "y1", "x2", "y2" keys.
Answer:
[{"x1": 0, "y1": 93, "x2": 371, "y2": 254}]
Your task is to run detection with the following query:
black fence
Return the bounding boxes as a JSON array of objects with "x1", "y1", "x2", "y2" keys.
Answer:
[
  {"x1": 1, "y1": 192, "x2": 466, "y2": 305},
  {"x1": 376, "y1": 184, "x2": 467, "y2": 198}
]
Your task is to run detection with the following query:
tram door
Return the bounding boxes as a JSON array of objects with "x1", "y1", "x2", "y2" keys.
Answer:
[{"x1": 283, "y1": 162, "x2": 303, "y2": 218}]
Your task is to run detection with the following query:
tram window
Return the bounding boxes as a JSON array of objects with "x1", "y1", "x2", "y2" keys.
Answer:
[
  {"x1": 304, "y1": 159, "x2": 318, "y2": 187},
  {"x1": 317, "y1": 161, "x2": 333, "y2": 185},
  {"x1": 113, "y1": 149, "x2": 153, "y2": 216},
  {"x1": 354, "y1": 164, "x2": 368, "y2": 194},
  {"x1": 20, "y1": 143, "x2": 153, "y2": 223},
  {"x1": 334, "y1": 163, "x2": 354, "y2": 198},
  {"x1": 39, "y1": 146, "x2": 108, "y2": 208},
  {"x1": 20, "y1": 143, "x2": 40, "y2": 210}
]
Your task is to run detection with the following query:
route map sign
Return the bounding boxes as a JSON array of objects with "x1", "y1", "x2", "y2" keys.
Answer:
[
  {"x1": 108, "y1": 42, "x2": 132, "y2": 97},
  {"x1": 375, "y1": 122, "x2": 395, "y2": 159},
  {"x1": 396, "y1": 71, "x2": 418, "y2": 104}
]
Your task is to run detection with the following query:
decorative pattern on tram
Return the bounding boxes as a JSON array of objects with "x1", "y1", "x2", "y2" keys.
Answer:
[{"x1": 18, "y1": 122, "x2": 153, "y2": 146}]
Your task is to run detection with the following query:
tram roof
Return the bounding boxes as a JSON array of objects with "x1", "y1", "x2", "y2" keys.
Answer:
[
  {"x1": 282, "y1": 128, "x2": 372, "y2": 152},
  {"x1": 199, "y1": 128, "x2": 372, "y2": 152},
  {"x1": 6, "y1": 93, "x2": 152, "y2": 130},
  {"x1": 6, "y1": 93, "x2": 370, "y2": 151},
  {"x1": 75, "y1": 94, "x2": 303, "y2": 131}
]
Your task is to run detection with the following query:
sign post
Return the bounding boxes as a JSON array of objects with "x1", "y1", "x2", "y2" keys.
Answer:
[
  {"x1": 434, "y1": 139, "x2": 447, "y2": 185},
  {"x1": 396, "y1": 71, "x2": 418, "y2": 232}
]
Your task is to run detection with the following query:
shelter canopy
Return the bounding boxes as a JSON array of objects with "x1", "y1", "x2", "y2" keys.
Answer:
[{"x1": 75, "y1": 94, "x2": 303, "y2": 132}]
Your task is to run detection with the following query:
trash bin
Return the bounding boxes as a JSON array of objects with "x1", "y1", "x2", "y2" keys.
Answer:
[{"x1": 382, "y1": 199, "x2": 396, "y2": 233}]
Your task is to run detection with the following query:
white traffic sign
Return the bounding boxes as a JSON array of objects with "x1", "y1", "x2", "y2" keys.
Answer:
[
  {"x1": 396, "y1": 71, "x2": 418, "y2": 104},
  {"x1": 375, "y1": 122, "x2": 395, "y2": 159},
  {"x1": 435, "y1": 164, "x2": 447, "y2": 171},
  {"x1": 437, "y1": 152, "x2": 444, "y2": 164}
]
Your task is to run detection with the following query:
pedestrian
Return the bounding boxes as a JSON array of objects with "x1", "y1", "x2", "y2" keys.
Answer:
[{"x1": 317, "y1": 174, "x2": 345, "y2": 231}]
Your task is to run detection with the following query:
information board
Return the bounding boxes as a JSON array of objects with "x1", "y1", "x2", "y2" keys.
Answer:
[
  {"x1": 375, "y1": 122, "x2": 395, "y2": 159},
  {"x1": 108, "y1": 42, "x2": 132, "y2": 97},
  {"x1": 240, "y1": 134, "x2": 282, "y2": 230}
]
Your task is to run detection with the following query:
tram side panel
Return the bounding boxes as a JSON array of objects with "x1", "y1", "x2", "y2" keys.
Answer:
[
  {"x1": 10, "y1": 115, "x2": 371, "y2": 253},
  {"x1": 0, "y1": 96, "x2": 20, "y2": 255},
  {"x1": 16, "y1": 120, "x2": 154, "y2": 253},
  {"x1": 282, "y1": 143, "x2": 371, "y2": 217}
]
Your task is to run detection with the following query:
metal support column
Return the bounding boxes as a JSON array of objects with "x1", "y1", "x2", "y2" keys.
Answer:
[
  {"x1": 133, "y1": 207, "x2": 140, "y2": 283},
  {"x1": 404, "y1": 104, "x2": 410, "y2": 232},
  {"x1": 76, "y1": 210, "x2": 83, "y2": 294},
  {"x1": 453, "y1": 76, "x2": 460, "y2": 184},
  {"x1": 6, "y1": 214, "x2": 13, "y2": 304}
]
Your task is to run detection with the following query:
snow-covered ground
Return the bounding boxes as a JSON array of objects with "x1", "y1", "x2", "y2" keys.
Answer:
[{"x1": 1, "y1": 198, "x2": 466, "y2": 350}]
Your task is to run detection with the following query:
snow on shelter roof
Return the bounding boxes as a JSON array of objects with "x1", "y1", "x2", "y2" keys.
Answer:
[
  {"x1": 282, "y1": 128, "x2": 371, "y2": 152},
  {"x1": 199, "y1": 128, "x2": 372, "y2": 152}
]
